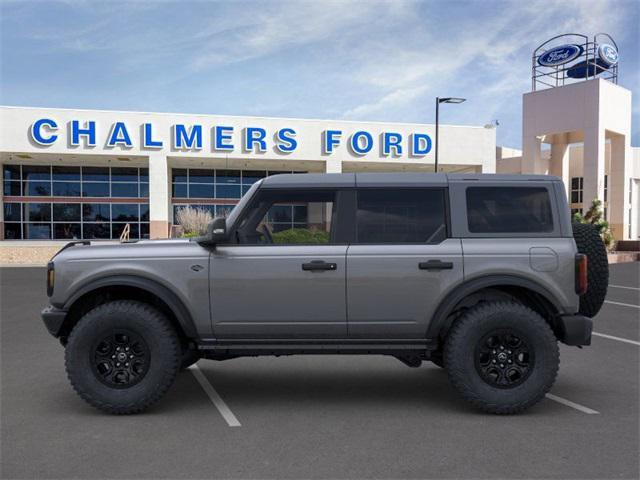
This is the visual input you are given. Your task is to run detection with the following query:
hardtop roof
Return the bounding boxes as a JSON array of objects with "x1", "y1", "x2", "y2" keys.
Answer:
[{"x1": 259, "y1": 172, "x2": 560, "y2": 188}]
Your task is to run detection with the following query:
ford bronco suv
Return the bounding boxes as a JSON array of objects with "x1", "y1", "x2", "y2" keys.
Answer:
[{"x1": 42, "y1": 173, "x2": 608, "y2": 415}]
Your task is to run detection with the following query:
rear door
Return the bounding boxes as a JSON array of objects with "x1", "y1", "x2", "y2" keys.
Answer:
[{"x1": 346, "y1": 187, "x2": 464, "y2": 338}]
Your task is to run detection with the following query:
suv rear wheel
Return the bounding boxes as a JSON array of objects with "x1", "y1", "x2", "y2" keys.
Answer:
[
  {"x1": 65, "y1": 300, "x2": 181, "y2": 414},
  {"x1": 444, "y1": 301, "x2": 559, "y2": 414}
]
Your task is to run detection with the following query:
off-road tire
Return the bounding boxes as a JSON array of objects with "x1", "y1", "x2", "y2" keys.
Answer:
[
  {"x1": 444, "y1": 301, "x2": 559, "y2": 414},
  {"x1": 572, "y1": 223, "x2": 609, "y2": 317},
  {"x1": 65, "y1": 300, "x2": 181, "y2": 414}
]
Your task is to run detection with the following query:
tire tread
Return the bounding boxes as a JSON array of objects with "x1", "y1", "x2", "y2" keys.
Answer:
[{"x1": 65, "y1": 300, "x2": 180, "y2": 415}]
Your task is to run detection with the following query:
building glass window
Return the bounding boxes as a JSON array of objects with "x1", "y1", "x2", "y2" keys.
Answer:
[
  {"x1": 170, "y1": 169, "x2": 305, "y2": 225},
  {"x1": 2, "y1": 164, "x2": 149, "y2": 240},
  {"x1": 570, "y1": 177, "x2": 583, "y2": 204}
]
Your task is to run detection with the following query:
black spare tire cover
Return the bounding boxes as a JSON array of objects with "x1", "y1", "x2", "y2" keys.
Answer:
[{"x1": 572, "y1": 223, "x2": 609, "y2": 317}]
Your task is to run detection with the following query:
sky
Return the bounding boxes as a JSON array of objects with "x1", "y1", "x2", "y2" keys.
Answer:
[{"x1": 1, "y1": 0, "x2": 638, "y2": 149}]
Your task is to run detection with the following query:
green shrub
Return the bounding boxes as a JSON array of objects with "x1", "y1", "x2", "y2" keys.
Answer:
[
  {"x1": 572, "y1": 199, "x2": 615, "y2": 252},
  {"x1": 271, "y1": 228, "x2": 330, "y2": 244}
]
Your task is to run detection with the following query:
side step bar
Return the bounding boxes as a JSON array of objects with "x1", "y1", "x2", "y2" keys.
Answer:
[{"x1": 196, "y1": 338, "x2": 437, "y2": 356}]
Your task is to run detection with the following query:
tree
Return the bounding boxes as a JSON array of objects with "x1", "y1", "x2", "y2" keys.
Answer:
[{"x1": 572, "y1": 199, "x2": 615, "y2": 251}]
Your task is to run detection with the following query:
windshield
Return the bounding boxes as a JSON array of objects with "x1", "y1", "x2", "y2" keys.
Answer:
[{"x1": 224, "y1": 180, "x2": 262, "y2": 228}]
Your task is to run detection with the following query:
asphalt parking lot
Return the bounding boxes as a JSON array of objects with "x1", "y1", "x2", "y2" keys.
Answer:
[{"x1": 1, "y1": 263, "x2": 638, "y2": 479}]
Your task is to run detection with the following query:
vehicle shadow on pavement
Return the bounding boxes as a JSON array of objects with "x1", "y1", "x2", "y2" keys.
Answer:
[{"x1": 194, "y1": 361, "x2": 482, "y2": 415}]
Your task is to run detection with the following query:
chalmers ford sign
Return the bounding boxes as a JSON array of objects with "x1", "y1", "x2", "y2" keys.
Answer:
[{"x1": 29, "y1": 118, "x2": 434, "y2": 157}]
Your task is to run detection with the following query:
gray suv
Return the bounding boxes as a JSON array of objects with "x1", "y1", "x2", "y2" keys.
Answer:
[{"x1": 41, "y1": 173, "x2": 608, "y2": 415}]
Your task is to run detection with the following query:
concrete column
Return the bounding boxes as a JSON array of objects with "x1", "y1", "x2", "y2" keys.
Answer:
[
  {"x1": 549, "y1": 135, "x2": 570, "y2": 194},
  {"x1": 522, "y1": 135, "x2": 543, "y2": 173},
  {"x1": 325, "y1": 158, "x2": 342, "y2": 174},
  {"x1": 582, "y1": 126, "x2": 606, "y2": 212},
  {"x1": 609, "y1": 134, "x2": 631, "y2": 240},
  {"x1": 148, "y1": 153, "x2": 170, "y2": 239}
]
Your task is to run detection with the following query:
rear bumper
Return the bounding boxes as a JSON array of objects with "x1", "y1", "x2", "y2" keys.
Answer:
[
  {"x1": 557, "y1": 314, "x2": 593, "y2": 346},
  {"x1": 41, "y1": 306, "x2": 68, "y2": 338}
]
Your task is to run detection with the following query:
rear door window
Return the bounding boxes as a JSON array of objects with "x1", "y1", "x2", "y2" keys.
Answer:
[
  {"x1": 466, "y1": 187, "x2": 553, "y2": 233},
  {"x1": 355, "y1": 189, "x2": 447, "y2": 244}
]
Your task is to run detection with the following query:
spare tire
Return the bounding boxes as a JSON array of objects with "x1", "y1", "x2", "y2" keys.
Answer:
[{"x1": 572, "y1": 223, "x2": 609, "y2": 317}]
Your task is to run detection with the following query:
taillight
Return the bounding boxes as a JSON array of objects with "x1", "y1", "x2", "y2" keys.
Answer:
[
  {"x1": 47, "y1": 261, "x2": 55, "y2": 297},
  {"x1": 575, "y1": 254, "x2": 588, "y2": 295}
]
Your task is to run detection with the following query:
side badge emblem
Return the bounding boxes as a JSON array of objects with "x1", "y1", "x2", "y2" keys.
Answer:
[{"x1": 190, "y1": 264, "x2": 204, "y2": 272}]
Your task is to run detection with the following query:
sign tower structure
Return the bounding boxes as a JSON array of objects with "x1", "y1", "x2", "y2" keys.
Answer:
[{"x1": 523, "y1": 33, "x2": 633, "y2": 239}]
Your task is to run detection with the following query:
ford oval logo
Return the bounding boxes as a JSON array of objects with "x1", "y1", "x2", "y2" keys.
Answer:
[
  {"x1": 538, "y1": 44, "x2": 583, "y2": 67},
  {"x1": 598, "y1": 44, "x2": 618, "y2": 66}
]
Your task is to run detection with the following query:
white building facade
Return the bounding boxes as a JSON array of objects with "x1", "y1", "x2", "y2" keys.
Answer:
[{"x1": 0, "y1": 106, "x2": 496, "y2": 241}]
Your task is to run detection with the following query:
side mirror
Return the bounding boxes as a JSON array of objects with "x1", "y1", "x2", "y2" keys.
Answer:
[{"x1": 200, "y1": 217, "x2": 228, "y2": 246}]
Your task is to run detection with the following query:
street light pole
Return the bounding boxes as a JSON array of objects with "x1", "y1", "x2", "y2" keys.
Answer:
[
  {"x1": 435, "y1": 97, "x2": 440, "y2": 173},
  {"x1": 434, "y1": 96, "x2": 466, "y2": 173}
]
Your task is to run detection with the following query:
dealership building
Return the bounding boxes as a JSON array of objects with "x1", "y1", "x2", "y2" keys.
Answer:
[
  {"x1": 0, "y1": 34, "x2": 638, "y2": 245},
  {"x1": 0, "y1": 107, "x2": 496, "y2": 241}
]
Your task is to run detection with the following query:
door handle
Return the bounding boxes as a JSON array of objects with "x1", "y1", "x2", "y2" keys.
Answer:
[
  {"x1": 419, "y1": 260, "x2": 454, "y2": 270},
  {"x1": 302, "y1": 260, "x2": 337, "y2": 272}
]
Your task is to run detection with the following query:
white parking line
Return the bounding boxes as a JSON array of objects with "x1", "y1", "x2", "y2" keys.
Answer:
[
  {"x1": 593, "y1": 332, "x2": 640, "y2": 346},
  {"x1": 609, "y1": 284, "x2": 640, "y2": 291},
  {"x1": 604, "y1": 300, "x2": 640, "y2": 309},
  {"x1": 189, "y1": 364, "x2": 241, "y2": 427},
  {"x1": 545, "y1": 394, "x2": 600, "y2": 414}
]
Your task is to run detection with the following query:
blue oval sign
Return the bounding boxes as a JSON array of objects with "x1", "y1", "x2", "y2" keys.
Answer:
[
  {"x1": 598, "y1": 44, "x2": 618, "y2": 66},
  {"x1": 538, "y1": 44, "x2": 583, "y2": 67}
]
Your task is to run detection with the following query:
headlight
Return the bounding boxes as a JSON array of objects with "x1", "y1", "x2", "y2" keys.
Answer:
[{"x1": 47, "y1": 262, "x2": 55, "y2": 297}]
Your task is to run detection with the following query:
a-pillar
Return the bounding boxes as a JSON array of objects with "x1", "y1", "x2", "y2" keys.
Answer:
[
  {"x1": 582, "y1": 126, "x2": 606, "y2": 212},
  {"x1": 148, "y1": 153, "x2": 170, "y2": 239},
  {"x1": 549, "y1": 134, "x2": 570, "y2": 192},
  {"x1": 609, "y1": 133, "x2": 631, "y2": 239}
]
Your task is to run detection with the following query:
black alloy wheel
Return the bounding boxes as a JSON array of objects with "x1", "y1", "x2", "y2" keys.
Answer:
[
  {"x1": 474, "y1": 330, "x2": 533, "y2": 388},
  {"x1": 91, "y1": 330, "x2": 150, "y2": 388}
]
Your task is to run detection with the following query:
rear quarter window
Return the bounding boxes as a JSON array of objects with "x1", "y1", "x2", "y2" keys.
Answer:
[{"x1": 466, "y1": 187, "x2": 554, "y2": 233}]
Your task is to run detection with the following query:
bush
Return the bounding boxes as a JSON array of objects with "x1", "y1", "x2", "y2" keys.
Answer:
[
  {"x1": 271, "y1": 228, "x2": 330, "y2": 244},
  {"x1": 572, "y1": 199, "x2": 615, "y2": 252},
  {"x1": 176, "y1": 206, "x2": 213, "y2": 237}
]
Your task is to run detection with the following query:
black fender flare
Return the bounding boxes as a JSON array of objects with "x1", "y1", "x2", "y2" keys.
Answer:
[
  {"x1": 63, "y1": 274, "x2": 197, "y2": 338},
  {"x1": 426, "y1": 274, "x2": 565, "y2": 340}
]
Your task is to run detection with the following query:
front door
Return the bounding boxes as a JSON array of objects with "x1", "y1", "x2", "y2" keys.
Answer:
[
  {"x1": 210, "y1": 188, "x2": 347, "y2": 338},
  {"x1": 346, "y1": 188, "x2": 464, "y2": 338}
]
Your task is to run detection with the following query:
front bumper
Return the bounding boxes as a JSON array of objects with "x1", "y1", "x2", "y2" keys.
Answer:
[
  {"x1": 557, "y1": 314, "x2": 592, "y2": 346},
  {"x1": 41, "y1": 306, "x2": 68, "y2": 338}
]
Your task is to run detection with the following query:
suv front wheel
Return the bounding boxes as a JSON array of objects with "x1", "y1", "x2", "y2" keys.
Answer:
[
  {"x1": 65, "y1": 300, "x2": 181, "y2": 414},
  {"x1": 444, "y1": 301, "x2": 559, "y2": 414}
]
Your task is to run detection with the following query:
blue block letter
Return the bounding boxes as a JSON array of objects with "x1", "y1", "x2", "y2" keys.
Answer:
[
  {"x1": 350, "y1": 131, "x2": 373, "y2": 155},
  {"x1": 383, "y1": 132, "x2": 403, "y2": 156},
  {"x1": 174, "y1": 124, "x2": 203, "y2": 149},
  {"x1": 30, "y1": 118, "x2": 58, "y2": 145},
  {"x1": 107, "y1": 122, "x2": 133, "y2": 147},
  {"x1": 214, "y1": 126, "x2": 234, "y2": 151},
  {"x1": 411, "y1": 133, "x2": 432, "y2": 156},
  {"x1": 71, "y1": 120, "x2": 96, "y2": 146},
  {"x1": 275, "y1": 128, "x2": 297, "y2": 153},
  {"x1": 323, "y1": 130, "x2": 342, "y2": 154},
  {"x1": 143, "y1": 123, "x2": 163, "y2": 148},
  {"x1": 244, "y1": 127, "x2": 267, "y2": 152}
]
